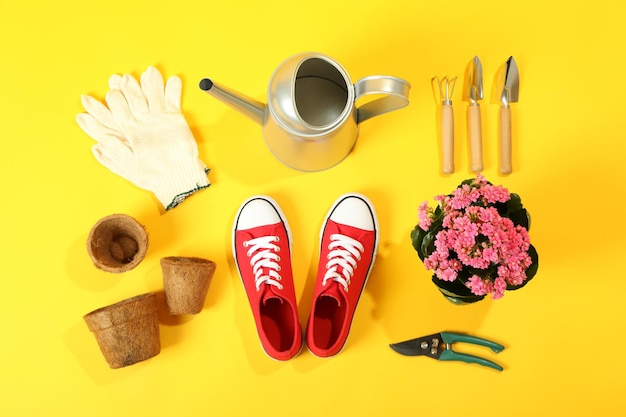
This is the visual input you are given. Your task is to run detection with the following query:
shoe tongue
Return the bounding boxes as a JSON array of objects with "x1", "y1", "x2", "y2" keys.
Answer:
[
  {"x1": 320, "y1": 281, "x2": 345, "y2": 306},
  {"x1": 260, "y1": 285, "x2": 284, "y2": 306}
]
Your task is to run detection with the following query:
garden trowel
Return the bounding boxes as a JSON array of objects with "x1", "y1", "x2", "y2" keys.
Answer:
[{"x1": 493, "y1": 56, "x2": 519, "y2": 175}]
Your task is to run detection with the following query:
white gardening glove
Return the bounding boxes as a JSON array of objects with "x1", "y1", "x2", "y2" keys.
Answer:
[{"x1": 76, "y1": 66, "x2": 210, "y2": 210}]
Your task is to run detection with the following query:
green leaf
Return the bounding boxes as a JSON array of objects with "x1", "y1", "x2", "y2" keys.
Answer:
[
  {"x1": 509, "y1": 208, "x2": 530, "y2": 230},
  {"x1": 420, "y1": 217, "x2": 443, "y2": 259},
  {"x1": 506, "y1": 193, "x2": 523, "y2": 214},
  {"x1": 460, "y1": 178, "x2": 475, "y2": 187},
  {"x1": 410, "y1": 226, "x2": 427, "y2": 260},
  {"x1": 495, "y1": 201, "x2": 508, "y2": 216},
  {"x1": 420, "y1": 230, "x2": 437, "y2": 260}
]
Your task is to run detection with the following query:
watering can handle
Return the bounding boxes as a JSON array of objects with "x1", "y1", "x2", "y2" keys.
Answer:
[{"x1": 355, "y1": 76, "x2": 411, "y2": 123}]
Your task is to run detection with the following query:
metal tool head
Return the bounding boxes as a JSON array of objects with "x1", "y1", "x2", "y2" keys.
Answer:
[
  {"x1": 389, "y1": 334, "x2": 444, "y2": 359},
  {"x1": 493, "y1": 56, "x2": 519, "y2": 107},
  {"x1": 462, "y1": 56, "x2": 483, "y2": 104},
  {"x1": 431, "y1": 75, "x2": 457, "y2": 105}
]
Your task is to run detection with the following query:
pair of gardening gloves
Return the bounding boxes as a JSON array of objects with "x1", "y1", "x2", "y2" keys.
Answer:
[{"x1": 76, "y1": 66, "x2": 210, "y2": 210}]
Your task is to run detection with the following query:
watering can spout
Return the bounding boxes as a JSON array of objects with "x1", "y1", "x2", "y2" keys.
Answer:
[{"x1": 199, "y1": 78, "x2": 265, "y2": 125}]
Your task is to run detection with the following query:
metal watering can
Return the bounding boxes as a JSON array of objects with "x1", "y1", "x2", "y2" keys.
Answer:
[{"x1": 199, "y1": 52, "x2": 411, "y2": 171}]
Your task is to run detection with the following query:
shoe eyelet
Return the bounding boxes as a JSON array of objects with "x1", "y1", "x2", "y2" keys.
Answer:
[
  {"x1": 276, "y1": 256, "x2": 281, "y2": 262},
  {"x1": 276, "y1": 265, "x2": 281, "y2": 272},
  {"x1": 274, "y1": 236, "x2": 280, "y2": 242},
  {"x1": 243, "y1": 241, "x2": 249, "y2": 247}
]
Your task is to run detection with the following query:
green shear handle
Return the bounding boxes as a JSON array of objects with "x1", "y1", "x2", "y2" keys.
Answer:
[{"x1": 439, "y1": 332, "x2": 505, "y2": 371}]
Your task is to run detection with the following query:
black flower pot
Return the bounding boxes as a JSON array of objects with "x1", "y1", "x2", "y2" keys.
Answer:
[{"x1": 431, "y1": 276, "x2": 486, "y2": 305}]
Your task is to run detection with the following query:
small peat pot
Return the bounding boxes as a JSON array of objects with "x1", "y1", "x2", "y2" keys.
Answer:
[
  {"x1": 83, "y1": 293, "x2": 160, "y2": 369},
  {"x1": 160, "y1": 256, "x2": 217, "y2": 315},
  {"x1": 86, "y1": 214, "x2": 148, "y2": 273}
]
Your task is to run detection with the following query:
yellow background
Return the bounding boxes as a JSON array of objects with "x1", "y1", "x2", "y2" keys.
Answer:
[{"x1": 1, "y1": 0, "x2": 625, "y2": 416}]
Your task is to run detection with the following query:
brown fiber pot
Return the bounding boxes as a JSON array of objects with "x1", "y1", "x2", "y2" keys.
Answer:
[
  {"x1": 86, "y1": 214, "x2": 148, "y2": 273},
  {"x1": 83, "y1": 293, "x2": 160, "y2": 368},
  {"x1": 160, "y1": 257, "x2": 217, "y2": 315}
]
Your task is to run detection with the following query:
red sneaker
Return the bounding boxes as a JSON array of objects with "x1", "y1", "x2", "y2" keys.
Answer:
[
  {"x1": 232, "y1": 196, "x2": 302, "y2": 361},
  {"x1": 306, "y1": 193, "x2": 379, "y2": 358}
]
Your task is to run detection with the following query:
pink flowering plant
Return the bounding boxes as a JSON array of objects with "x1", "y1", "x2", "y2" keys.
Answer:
[{"x1": 411, "y1": 175, "x2": 538, "y2": 303}]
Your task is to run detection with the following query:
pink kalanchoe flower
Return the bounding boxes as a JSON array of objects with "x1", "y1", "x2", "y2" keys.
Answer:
[
  {"x1": 467, "y1": 275, "x2": 487, "y2": 296},
  {"x1": 451, "y1": 184, "x2": 476, "y2": 209},
  {"x1": 418, "y1": 201, "x2": 433, "y2": 231},
  {"x1": 466, "y1": 275, "x2": 496, "y2": 296},
  {"x1": 416, "y1": 174, "x2": 535, "y2": 301},
  {"x1": 438, "y1": 265, "x2": 458, "y2": 282},
  {"x1": 482, "y1": 246, "x2": 499, "y2": 264},
  {"x1": 473, "y1": 174, "x2": 489, "y2": 186},
  {"x1": 477, "y1": 206, "x2": 498, "y2": 224},
  {"x1": 480, "y1": 184, "x2": 510, "y2": 205},
  {"x1": 492, "y1": 277, "x2": 507, "y2": 299}
]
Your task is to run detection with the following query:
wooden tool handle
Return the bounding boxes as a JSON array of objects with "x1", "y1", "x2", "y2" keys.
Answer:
[
  {"x1": 441, "y1": 104, "x2": 454, "y2": 174},
  {"x1": 467, "y1": 105, "x2": 483, "y2": 172},
  {"x1": 499, "y1": 107, "x2": 512, "y2": 175}
]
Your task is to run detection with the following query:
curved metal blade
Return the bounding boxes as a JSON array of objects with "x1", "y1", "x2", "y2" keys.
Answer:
[
  {"x1": 390, "y1": 339, "x2": 423, "y2": 356},
  {"x1": 389, "y1": 333, "x2": 443, "y2": 359},
  {"x1": 462, "y1": 56, "x2": 483, "y2": 104},
  {"x1": 493, "y1": 56, "x2": 519, "y2": 107}
]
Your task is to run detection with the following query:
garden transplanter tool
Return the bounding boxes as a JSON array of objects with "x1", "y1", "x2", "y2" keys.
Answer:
[
  {"x1": 389, "y1": 331, "x2": 505, "y2": 371},
  {"x1": 463, "y1": 56, "x2": 484, "y2": 172},
  {"x1": 431, "y1": 75, "x2": 456, "y2": 174}
]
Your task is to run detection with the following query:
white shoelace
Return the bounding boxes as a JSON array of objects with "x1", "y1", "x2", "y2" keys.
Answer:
[
  {"x1": 243, "y1": 235, "x2": 284, "y2": 291},
  {"x1": 322, "y1": 234, "x2": 364, "y2": 292}
]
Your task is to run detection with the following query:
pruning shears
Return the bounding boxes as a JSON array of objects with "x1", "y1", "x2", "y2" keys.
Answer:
[{"x1": 389, "y1": 331, "x2": 505, "y2": 371}]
